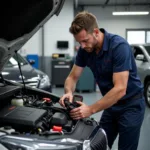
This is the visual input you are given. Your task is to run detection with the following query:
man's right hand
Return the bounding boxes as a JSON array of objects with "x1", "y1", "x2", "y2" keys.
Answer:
[{"x1": 59, "y1": 93, "x2": 73, "y2": 107}]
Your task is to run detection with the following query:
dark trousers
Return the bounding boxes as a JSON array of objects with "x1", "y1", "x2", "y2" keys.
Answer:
[{"x1": 99, "y1": 96, "x2": 145, "y2": 150}]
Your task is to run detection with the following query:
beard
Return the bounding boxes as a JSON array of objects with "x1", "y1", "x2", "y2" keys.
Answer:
[
  {"x1": 84, "y1": 41, "x2": 98, "y2": 53},
  {"x1": 84, "y1": 47, "x2": 93, "y2": 52}
]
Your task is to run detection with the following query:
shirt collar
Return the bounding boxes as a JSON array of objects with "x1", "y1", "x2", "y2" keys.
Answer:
[
  {"x1": 100, "y1": 28, "x2": 109, "y2": 51},
  {"x1": 95, "y1": 28, "x2": 109, "y2": 57}
]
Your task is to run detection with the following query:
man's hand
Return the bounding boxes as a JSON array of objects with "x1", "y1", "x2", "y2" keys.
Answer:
[
  {"x1": 70, "y1": 101, "x2": 93, "y2": 120},
  {"x1": 59, "y1": 93, "x2": 73, "y2": 107}
]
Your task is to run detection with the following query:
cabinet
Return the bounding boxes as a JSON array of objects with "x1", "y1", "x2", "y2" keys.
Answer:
[
  {"x1": 51, "y1": 59, "x2": 72, "y2": 86},
  {"x1": 76, "y1": 67, "x2": 95, "y2": 92}
]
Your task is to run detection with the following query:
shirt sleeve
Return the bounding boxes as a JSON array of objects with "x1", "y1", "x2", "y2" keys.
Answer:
[
  {"x1": 75, "y1": 48, "x2": 86, "y2": 67},
  {"x1": 113, "y1": 43, "x2": 132, "y2": 72}
]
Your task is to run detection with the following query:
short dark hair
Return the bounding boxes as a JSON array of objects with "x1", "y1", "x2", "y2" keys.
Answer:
[{"x1": 69, "y1": 11, "x2": 99, "y2": 35}]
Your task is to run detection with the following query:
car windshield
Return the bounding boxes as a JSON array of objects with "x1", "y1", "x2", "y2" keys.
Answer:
[
  {"x1": 144, "y1": 46, "x2": 150, "y2": 55},
  {"x1": 5, "y1": 53, "x2": 28, "y2": 67}
]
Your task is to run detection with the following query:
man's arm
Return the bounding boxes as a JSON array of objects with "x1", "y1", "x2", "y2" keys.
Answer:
[
  {"x1": 89, "y1": 71, "x2": 129, "y2": 114},
  {"x1": 64, "y1": 64, "x2": 84, "y2": 94},
  {"x1": 59, "y1": 64, "x2": 84, "y2": 106}
]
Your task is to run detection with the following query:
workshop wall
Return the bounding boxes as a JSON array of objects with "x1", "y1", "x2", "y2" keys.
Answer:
[
  {"x1": 20, "y1": 29, "x2": 42, "y2": 56},
  {"x1": 44, "y1": 0, "x2": 74, "y2": 57},
  {"x1": 20, "y1": 2, "x2": 150, "y2": 81},
  {"x1": 84, "y1": 6, "x2": 150, "y2": 38}
]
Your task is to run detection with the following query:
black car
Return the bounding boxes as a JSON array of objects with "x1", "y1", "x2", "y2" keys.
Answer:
[
  {"x1": 0, "y1": 0, "x2": 108, "y2": 150},
  {"x1": 2, "y1": 53, "x2": 52, "y2": 92}
]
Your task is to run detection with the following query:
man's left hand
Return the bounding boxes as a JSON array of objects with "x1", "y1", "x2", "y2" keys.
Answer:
[{"x1": 70, "y1": 101, "x2": 92, "y2": 120}]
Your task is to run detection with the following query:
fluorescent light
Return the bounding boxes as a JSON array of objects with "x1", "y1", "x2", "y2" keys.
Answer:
[{"x1": 112, "y1": 11, "x2": 149, "y2": 15}]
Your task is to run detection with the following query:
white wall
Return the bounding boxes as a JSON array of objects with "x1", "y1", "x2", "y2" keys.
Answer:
[
  {"x1": 44, "y1": 0, "x2": 74, "y2": 57},
  {"x1": 21, "y1": 0, "x2": 74, "y2": 57},
  {"x1": 20, "y1": 29, "x2": 42, "y2": 56},
  {"x1": 84, "y1": 6, "x2": 150, "y2": 38}
]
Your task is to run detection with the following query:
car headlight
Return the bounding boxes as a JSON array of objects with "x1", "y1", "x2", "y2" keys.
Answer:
[{"x1": 39, "y1": 75, "x2": 50, "y2": 89}]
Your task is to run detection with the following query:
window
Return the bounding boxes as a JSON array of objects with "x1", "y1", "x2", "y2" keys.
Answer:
[
  {"x1": 127, "y1": 31, "x2": 145, "y2": 44},
  {"x1": 5, "y1": 53, "x2": 28, "y2": 67},
  {"x1": 127, "y1": 29, "x2": 150, "y2": 44},
  {"x1": 146, "y1": 31, "x2": 150, "y2": 43}
]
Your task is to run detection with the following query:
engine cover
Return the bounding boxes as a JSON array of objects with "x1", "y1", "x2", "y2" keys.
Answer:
[{"x1": 0, "y1": 105, "x2": 47, "y2": 132}]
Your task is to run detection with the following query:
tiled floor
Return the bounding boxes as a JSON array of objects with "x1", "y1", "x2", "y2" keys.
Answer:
[{"x1": 53, "y1": 87, "x2": 150, "y2": 150}]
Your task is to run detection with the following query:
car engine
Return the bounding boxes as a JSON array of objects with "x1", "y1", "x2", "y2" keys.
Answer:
[
  {"x1": 0, "y1": 83, "x2": 108, "y2": 150},
  {"x1": 0, "y1": 90, "x2": 79, "y2": 135}
]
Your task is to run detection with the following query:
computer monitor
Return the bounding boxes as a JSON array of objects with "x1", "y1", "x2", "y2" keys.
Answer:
[{"x1": 57, "y1": 41, "x2": 68, "y2": 49}]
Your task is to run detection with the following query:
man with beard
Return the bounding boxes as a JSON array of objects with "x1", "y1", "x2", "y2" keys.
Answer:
[{"x1": 59, "y1": 11, "x2": 145, "y2": 150}]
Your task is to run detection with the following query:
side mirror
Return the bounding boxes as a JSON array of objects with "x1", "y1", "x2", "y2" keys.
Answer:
[
  {"x1": 136, "y1": 54, "x2": 145, "y2": 61},
  {"x1": 28, "y1": 59, "x2": 35, "y2": 65}
]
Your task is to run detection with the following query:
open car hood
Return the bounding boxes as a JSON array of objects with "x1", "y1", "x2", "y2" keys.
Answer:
[{"x1": 0, "y1": 0, "x2": 65, "y2": 72}]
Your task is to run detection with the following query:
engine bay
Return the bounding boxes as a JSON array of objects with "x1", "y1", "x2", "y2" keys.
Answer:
[
  {"x1": 0, "y1": 83, "x2": 96, "y2": 138},
  {"x1": 0, "y1": 81, "x2": 108, "y2": 150},
  {"x1": 0, "y1": 97, "x2": 77, "y2": 135}
]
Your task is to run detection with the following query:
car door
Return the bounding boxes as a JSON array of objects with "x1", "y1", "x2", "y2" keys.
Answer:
[{"x1": 132, "y1": 46, "x2": 149, "y2": 83}]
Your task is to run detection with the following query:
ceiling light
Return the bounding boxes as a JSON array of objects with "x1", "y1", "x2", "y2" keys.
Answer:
[{"x1": 112, "y1": 11, "x2": 149, "y2": 15}]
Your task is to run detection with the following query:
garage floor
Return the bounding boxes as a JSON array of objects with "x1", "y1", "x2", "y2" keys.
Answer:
[{"x1": 53, "y1": 88, "x2": 150, "y2": 150}]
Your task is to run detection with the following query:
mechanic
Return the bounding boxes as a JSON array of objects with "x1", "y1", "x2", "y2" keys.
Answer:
[{"x1": 59, "y1": 11, "x2": 145, "y2": 150}]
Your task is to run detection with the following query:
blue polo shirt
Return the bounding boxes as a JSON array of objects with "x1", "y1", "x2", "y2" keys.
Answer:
[{"x1": 75, "y1": 28, "x2": 143, "y2": 100}]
